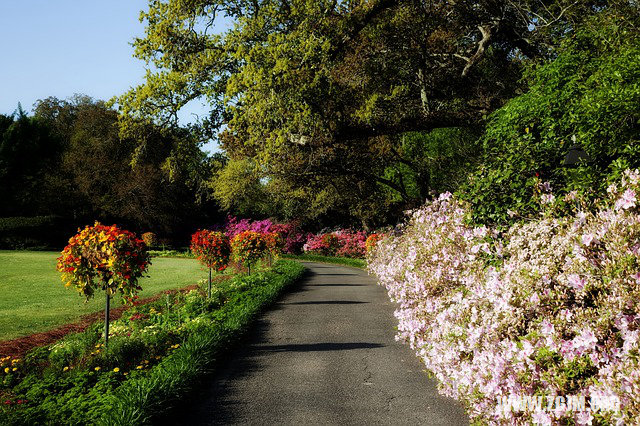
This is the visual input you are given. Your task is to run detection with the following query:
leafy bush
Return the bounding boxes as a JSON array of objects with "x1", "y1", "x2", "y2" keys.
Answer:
[
  {"x1": 369, "y1": 171, "x2": 640, "y2": 424},
  {"x1": 0, "y1": 216, "x2": 77, "y2": 249},
  {"x1": 462, "y1": 13, "x2": 640, "y2": 224}
]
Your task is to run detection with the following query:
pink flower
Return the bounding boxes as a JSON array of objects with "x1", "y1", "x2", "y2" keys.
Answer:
[
  {"x1": 575, "y1": 410, "x2": 593, "y2": 425},
  {"x1": 615, "y1": 189, "x2": 636, "y2": 210},
  {"x1": 541, "y1": 193, "x2": 555, "y2": 204},
  {"x1": 581, "y1": 233, "x2": 595, "y2": 246},
  {"x1": 531, "y1": 410, "x2": 552, "y2": 425},
  {"x1": 567, "y1": 274, "x2": 586, "y2": 291}
]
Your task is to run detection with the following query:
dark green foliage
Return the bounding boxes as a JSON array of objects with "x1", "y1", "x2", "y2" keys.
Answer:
[
  {"x1": 462, "y1": 12, "x2": 640, "y2": 224},
  {"x1": 0, "y1": 216, "x2": 78, "y2": 249}
]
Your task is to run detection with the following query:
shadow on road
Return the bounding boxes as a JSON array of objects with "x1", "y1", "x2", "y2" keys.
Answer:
[
  {"x1": 256, "y1": 342, "x2": 385, "y2": 353},
  {"x1": 283, "y1": 300, "x2": 368, "y2": 305}
]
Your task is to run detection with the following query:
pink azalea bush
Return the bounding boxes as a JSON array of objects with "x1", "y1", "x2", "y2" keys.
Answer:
[
  {"x1": 335, "y1": 230, "x2": 368, "y2": 258},
  {"x1": 303, "y1": 230, "x2": 368, "y2": 258},
  {"x1": 303, "y1": 232, "x2": 341, "y2": 256},
  {"x1": 225, "y1": 216, "x2": 275, "y2": 239},
  {"x1": 368, "y1": 170, "x2": 640, "y2": 425},
  {"x1": 224, "y1": 216, "x2": 308, "y2": 254}
]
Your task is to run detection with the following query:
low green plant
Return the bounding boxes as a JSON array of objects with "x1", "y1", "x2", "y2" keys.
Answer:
[
  {"x1": 0, "y1": 260, "x2": 305, "y2": 425},
  {"x1": 283, "y1": 253, "x2": 366, "y2": 269}
]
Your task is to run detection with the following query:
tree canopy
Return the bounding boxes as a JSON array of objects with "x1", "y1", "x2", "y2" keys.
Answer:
[{"x1": 117, "y1": 0, "x2": 638, "y2": 226}]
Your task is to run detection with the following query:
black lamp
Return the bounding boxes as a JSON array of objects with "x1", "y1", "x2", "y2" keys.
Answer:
[{"x1": 563, "y1": 136, "x2": 591, "y2": 167}]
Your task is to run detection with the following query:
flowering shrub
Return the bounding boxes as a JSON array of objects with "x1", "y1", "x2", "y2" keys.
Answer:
[
  {"x1": 304, "y1": 230, "x2": 368, "y2": 258},
  {"x1": 264, "y1": 232, "x2": 284, "y2": 256},
  {"x1": 271, "y1": 222, "x2": 308, "y2": 254},
  {"x1": 141, "y1": 232, "x2": 157, "y2": 247},
  {"x1": 231, "y1": 231, "x2": 268, "y2": 270},
  {"x1": 303, "y1": 232, "x2": 341, "y2": 256},
  {"x1": 335, "y1": 230, "x2": 367, "y2": 258},
  {"x1": 365, "y1": 233, "x2": 384, "y2": 254},
  {"x1": 56, "y1": 222, "x2": 151, "y2": 301},
  {"x1": 369, "y1": 171, "x2": 640, "y2": 425},
  {"x1": 190, "y1": 230, "x2": 231, "y2": 272},
  {"x1": 225, "y1": 216, "x2": 275, "y2": 239}
]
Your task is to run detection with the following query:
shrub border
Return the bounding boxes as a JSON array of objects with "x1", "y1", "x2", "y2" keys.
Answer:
[
  {"x1": 100, "y1": 260, "x2": 306, "y2": 425},
  {"x1": 282, "y1": 253, "x2": 366, "y2": 269}
]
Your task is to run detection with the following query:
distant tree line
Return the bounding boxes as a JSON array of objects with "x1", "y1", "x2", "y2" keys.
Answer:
[{"x1": 0, "y1": 95, "x2": 223, "y2": 248}]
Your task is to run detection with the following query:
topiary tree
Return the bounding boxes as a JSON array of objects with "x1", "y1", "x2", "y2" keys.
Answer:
[
  {"x1": 190, "y1": 229, "x2": 231, "y2": 298},
  {"x1": 231, "y1": 231, "x2": 268, "y2": 275},
  {"x1": 264, "y1": 231, "x2": 284, "y2": 266},
  {"x1": 57, "y1": 222, "x2": 151, "y2": 348},
  {"x1": 141, "y1": 232, "x2": 157, "y2": 248}
]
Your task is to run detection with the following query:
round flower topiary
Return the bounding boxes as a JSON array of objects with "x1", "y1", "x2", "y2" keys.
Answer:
[
  {"x1": 231, "y1": 230, "x2": 268, "y2": 273},
  {"x1": 57, "y1": 222, "x2": 151, "y2": 348},
  {"x1": 57, "y1": 221, "x2": 151, "y2": 301},
  {"x1": 190, "y1": 229, "x2": 231, "y2": 272},
  {"x1": 191, "y1": 229, "x2": 231, "y2": 297}
]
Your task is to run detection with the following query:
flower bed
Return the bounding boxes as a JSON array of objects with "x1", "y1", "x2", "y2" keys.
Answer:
[
  {"x1": 0, "y1": 260, "x2": 305, "y2": 424},
  {"x1": 368, "y1": 170, "x2": 640, "y2": 425}
]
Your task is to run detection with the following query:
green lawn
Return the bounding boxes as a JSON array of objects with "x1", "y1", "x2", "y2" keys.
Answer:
[{"x1": 0, "y1": 251, "x2": 207, "y2": 340}]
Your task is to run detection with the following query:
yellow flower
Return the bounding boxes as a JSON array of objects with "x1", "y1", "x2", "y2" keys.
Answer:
[
  {"x1": 136, "y1": 365, "x2": 143, "y2": 369},
  {"x1": 94, "y1": 366, "x2": 101, "y2": 371},
  {"x1": 4, "y1": 367, "x2": 9, "y2": 373},
  {"x1": 12, "y1": 368, "x2": 17, "y2": 372},
  {"x1": 113, "y1": 367, "x2": 120, "y2": 373},
  {"x1": 63, "y1": 366, "x2": 69, "y2": 372}
]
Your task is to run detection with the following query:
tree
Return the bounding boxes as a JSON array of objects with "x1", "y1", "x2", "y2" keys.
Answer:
[
  {"x1": 0, "y1": 107, "x2": 67, "y2": 217},
  {"x1": 32, "y1": 95, "x2": 219, "y2": 238},
  {"x1": 119, "y1": 0, "x2": 632, "y2": 225},
  {"x1": 461, "y1": 10, "x2": 640, "y2": 224}
]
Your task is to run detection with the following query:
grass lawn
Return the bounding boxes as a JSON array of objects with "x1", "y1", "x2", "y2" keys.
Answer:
[
  {"x1": 282, "y1": 253, "x2": 366, "y2": 269},
  {"x1": 0, "y1": 251, "x2": 208, "y2": 340}
]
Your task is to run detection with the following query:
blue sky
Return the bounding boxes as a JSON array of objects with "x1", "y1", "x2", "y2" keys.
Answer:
[{"x1": 0, "y1": 0, "x2": 218, "y2": 152}]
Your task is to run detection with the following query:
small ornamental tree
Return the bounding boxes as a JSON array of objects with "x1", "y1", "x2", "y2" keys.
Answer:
[
  {"x1": 231, "y1": 231, "x2": 268, "y2": 275},
  {"x1": 264, "y1": 232, "x2": 284, "y2": 266},
  {"x1": 57, "y1": 222, "x2": 151, "y2": 348},
  {"x1": 141, "y1": 232, "x2": 157, "y2": 247},
  {"x1": 190, "y1": 230, "x2": 231, "y2": 297}
]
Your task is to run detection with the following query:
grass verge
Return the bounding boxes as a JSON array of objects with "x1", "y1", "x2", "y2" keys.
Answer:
[
  {"x1": 0, "y1": 260, "x2": 305, "y2": 425},
  {"x1": 282, "y1": 253, "x2": 366, "y2": 269},
  {"x1": 0, "y1": 251, "x2": 206, "y2": 340}
]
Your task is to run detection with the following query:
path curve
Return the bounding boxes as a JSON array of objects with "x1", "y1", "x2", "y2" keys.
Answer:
[{"x1": 172, "y1": 262, "x2": 469, "y2": 425}]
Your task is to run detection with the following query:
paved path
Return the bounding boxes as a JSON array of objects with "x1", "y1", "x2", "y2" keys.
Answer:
[{"x1": 173, "y1": 262, "x2": 469, "y2": 425}]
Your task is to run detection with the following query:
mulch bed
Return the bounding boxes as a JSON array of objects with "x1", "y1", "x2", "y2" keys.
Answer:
[{"x1": 0, "y1": 280, "x2": 225, "y2": 359}]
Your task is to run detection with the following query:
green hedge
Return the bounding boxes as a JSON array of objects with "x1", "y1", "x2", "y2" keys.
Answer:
[
  {"x1": 282, "y1": 253, "x2": 366, "y2": 269},
  {"x1": 0, "y1": 216, "x2": 78, "y2": 249}
]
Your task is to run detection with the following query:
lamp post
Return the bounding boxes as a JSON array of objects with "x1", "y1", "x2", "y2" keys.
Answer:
[
  {"x1": 563, "y1": 144, "x2": 590, "y2": 167},
  {"x1": 563, "y1": 136, "x2": 591, "y2": 168}
]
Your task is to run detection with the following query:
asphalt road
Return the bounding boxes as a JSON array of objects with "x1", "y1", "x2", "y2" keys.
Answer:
[{"x1": 173, "y1": 262, "x2": 469, "y2": 425}]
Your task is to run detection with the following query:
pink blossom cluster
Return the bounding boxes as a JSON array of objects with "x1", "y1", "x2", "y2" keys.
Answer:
[
  {"x1": 368, "y1": 170, "x2": 640, "y2": 425},
  {"x1": 224, "y1": 216, "x2": 308, "y2": 254},
  {"x1": 303, "y1": 230, "x2": 368, "y2": 258},
  {"x1": 225, "y1": 216, "x2": 276, "y2": 238}
]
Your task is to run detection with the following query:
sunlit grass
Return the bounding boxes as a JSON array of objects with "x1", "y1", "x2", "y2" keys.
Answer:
[{"x1": 0, "y1": 250, "x2": 207, "y2": 340}]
